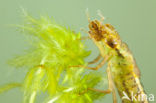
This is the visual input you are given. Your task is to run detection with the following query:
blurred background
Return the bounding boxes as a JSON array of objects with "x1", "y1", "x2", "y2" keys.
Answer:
[{"x1": 0, "y1": 0, "x2": 156, "y2": 103}]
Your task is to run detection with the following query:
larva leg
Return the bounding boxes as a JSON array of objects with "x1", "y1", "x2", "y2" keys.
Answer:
[
  {"x1": 73, "y1": 29, "x2": 90, "y2": 40},
  {"x1": 87, "y1": 88, "x2": 111, "y2": 94},
  {"x1": 79, "y1": 66, "x2": 112, "y2": 94},
  {"x1": 78, "y1": 28, "x2": 91, "y2": 40},
  {"x1": 70, "y1": 56, "x2": 109, "y2": 70},
  {"x1": 79, "y1": 36, "x2": 90, "y2": 40},
  {"x1": 107, "y1": 64, "x2": 117, "y2": 103},
  {"x1": 87, "y1": 65, "x2": 117, "y2": 103},
  {"x1": 88, "y1": 54, "x2": 102, "y2": 64}
]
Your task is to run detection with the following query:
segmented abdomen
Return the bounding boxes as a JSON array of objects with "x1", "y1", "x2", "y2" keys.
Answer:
[{"x1": 111, "y1": 64, "x2": 148, "y2": 103}]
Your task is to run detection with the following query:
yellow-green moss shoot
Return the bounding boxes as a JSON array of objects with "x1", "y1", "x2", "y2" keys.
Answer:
[{"x1": 1, "y1": 13, "x2": 105, "y2": 103}]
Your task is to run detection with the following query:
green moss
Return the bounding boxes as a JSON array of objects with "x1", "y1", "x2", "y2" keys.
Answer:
[{"x1": 1, "y1": 13, "x2": 106, "y2": 103}]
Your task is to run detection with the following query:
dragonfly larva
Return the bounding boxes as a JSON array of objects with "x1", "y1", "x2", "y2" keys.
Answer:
[{"x1": 72, "y1": 12, "x2": 149, "y2": 103}]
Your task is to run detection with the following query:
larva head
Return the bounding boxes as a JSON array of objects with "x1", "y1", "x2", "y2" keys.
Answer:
[
  {"x1": 88, "y1": 20, "x2": 121, "y2": 49},
  {"x1": 88, "y1": 20, "x2": 104, "y2": 41}
]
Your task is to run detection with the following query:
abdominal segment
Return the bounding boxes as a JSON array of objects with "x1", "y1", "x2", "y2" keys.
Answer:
[{"x1": 112, "y1": 66, "x2": 148, "y2": 103}]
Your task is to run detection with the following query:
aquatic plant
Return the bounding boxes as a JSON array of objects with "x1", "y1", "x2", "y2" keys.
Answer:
[{"x1": 0, "y1": 13, "x2": 105, "y2": 103}]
